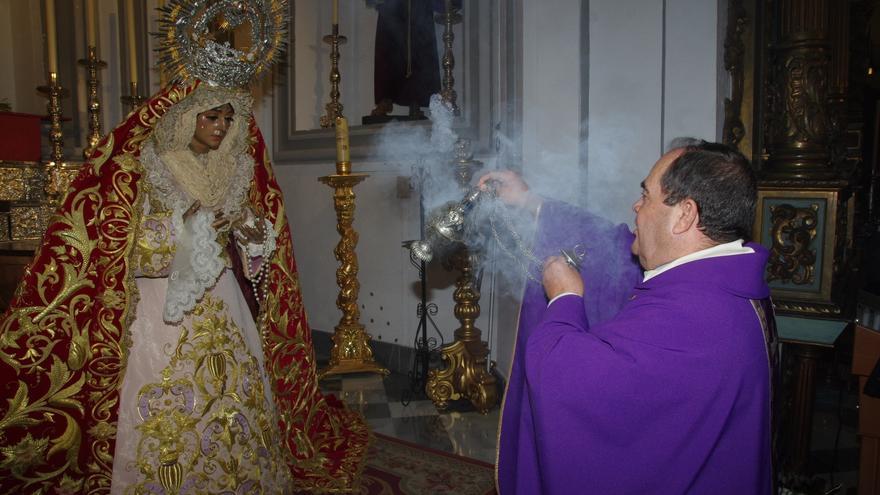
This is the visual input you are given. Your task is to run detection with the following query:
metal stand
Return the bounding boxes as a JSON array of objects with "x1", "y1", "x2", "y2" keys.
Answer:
[{"x1": 403, "y1": 169, "x2": 443, "y2": 402}]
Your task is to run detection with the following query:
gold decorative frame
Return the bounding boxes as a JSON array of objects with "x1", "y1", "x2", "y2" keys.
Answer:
[{"x1": 753, "y1": 187, "x2": 849, "y2": 315}]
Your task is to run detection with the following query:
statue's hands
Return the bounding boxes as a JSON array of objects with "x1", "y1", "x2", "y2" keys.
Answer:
[
  {"x1": 542, "y1": 255, "x2": 584, "y2": 300},
  {"x1": 183, "y1": 200, "x2": 201, "y2": 221},
  {"x1": 477, "y1": 170, "x2": 542, "y2": 214},
  {"x1": 212, "y1": 211, "x2": 230, "y2": 230},
  {"x1": 181, "y1": 200, "x2": 231, "y2": 230},
  {"x1": 237, "y1": 220, "x2": 266, "y2": 244}
]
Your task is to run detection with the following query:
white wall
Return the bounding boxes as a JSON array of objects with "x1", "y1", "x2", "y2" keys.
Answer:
[
  {"x1": 584, "y1": 0, "x2": 722, "y2": 227},
  {"x1": 1, "y1": 0, "x2": 44, "y2": 115}
]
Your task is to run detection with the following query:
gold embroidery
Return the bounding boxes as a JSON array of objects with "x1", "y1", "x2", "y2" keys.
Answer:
[
  {"x1": 126, "y1": 295, "x2": 292, "y2": 493},
  {"x1": 133, "y1": 211, "x2": 176, "y2": 277}
]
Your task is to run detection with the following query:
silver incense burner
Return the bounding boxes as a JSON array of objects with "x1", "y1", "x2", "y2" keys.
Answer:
[{"x1": 408, "y1": 186, "x2": 490, "y2": 263}]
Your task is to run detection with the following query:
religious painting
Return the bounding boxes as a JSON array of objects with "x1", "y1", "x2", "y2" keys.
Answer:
[{"x1": 753, "y1": 188, "x2": 842, "y2": 306}]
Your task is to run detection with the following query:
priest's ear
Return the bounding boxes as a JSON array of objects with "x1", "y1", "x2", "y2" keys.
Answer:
[{"x1": 672, "y1": 198, "x2": 699, "y2": 235}]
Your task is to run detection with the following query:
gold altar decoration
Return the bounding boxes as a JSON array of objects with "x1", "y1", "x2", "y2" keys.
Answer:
[
  {"x1": 435, "y1": 1, "x2": 462, "y2": 116},
  {"x1": 2, "y1": 69, "x2": 87, "y2": 244},
  {"x1": 318, "y1": 118, "x2": 387, "y2": 378},
  {"x1": 319, "y1": 24, "x2": 346, "y2": 128},
  {"x1": 0, "y1": 161, "x2": 53, "y2": 242},
  {"x1": 79, "y1": 45, "x2": 107, "y2": 157},
  {"x1": 426, "y1": 138, "x2": 498, "y2": 414}
]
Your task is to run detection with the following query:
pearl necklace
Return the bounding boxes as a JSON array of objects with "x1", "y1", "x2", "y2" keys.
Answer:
[{"x1": 247, "y1": 214, "x2": 271, "y2": 306}]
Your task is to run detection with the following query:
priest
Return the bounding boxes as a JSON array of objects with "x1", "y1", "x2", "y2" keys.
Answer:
[{"x1": 481, "y1": 139, "x2": 777, "y2": 494}]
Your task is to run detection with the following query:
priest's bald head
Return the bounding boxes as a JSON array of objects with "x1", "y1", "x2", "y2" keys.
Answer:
[{"x1": 630, "y1": 139, "x2": 756, "y2": 270}]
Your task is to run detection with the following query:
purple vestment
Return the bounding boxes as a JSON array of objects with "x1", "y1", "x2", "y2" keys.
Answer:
[
  {"x1": 496, "y1": 200, "x2": 642, "y2": 494},
  {"x1": 522, "y1": 243, "x2": 776, "y2": 494}
]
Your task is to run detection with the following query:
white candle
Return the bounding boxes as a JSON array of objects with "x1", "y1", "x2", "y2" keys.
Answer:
[
  {"x1": 44, "y1": 0, "x2": 58, "y2": 74},
  {"x1": 335, "y1": 116, "x2": 350, "y2": 167},
  {"x1": 126, "y1": 0, "x2": 138, "y2": 83},
  {"x1": 85, "y1": 0, "x2": 97, "y2": 47},
  {"x1": 332, "y1": 0, "x2": 339, "y2": 25}
]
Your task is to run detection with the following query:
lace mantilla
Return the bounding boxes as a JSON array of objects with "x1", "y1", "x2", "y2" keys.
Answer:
[{"x1": 163, "y1": 210, "x2": 224, "y2": 323}]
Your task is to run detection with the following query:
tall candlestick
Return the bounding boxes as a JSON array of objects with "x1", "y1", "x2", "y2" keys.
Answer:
[
  {"x1": 125, "y1": 0, "x2": 138, "y2": 83},
  {"x1": 85, "y1": 0, "x2": 97, "y2": 47},
  {"x1": 332, "y1": 0, "x2": 339, "y2": 25},
  {"x1": 335, "y1": 116, "x2": 350, "y2": 173},
  {"x1": 43, "y1": 0, "x2": 58, "y2": 74}
]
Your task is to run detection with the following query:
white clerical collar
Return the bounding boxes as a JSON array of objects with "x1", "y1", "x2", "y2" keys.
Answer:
[{"x1": 642, "y1": 239, "x2": 753, "y2": 282}]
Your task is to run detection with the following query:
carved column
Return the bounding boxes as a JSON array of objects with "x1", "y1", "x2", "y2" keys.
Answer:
[
  {"x1": 764, "y1": 0, "x2": 834, "y2": 178},
  {"x1": 754, "y1": 1, "x2": 855, "y2": 488}
]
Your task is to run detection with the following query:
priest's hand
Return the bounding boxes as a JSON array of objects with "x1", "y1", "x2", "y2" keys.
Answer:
[
  {"x1": 542, "y1": 255, "x2": 584, "y2": 300},
  {"x1": 477, "y1": 170, "x2": 542, "y2": 214}
]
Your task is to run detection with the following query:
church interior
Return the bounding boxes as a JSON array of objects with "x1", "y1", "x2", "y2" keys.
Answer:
[{"x1": 1, "y1": 0, "x2": 880, "y2": 493}]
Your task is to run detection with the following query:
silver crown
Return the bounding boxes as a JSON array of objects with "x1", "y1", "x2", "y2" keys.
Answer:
[{"x1": 156, "y1": 0, "x2": 288, "y2": 88}]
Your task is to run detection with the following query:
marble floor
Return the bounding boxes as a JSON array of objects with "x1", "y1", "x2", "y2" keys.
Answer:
[
  {"x1": 319, "y1": 371, "x2": 500, "y2": 465},
  {"x1": 319, "y1": 354, "x2": 862, "y2": 494}
]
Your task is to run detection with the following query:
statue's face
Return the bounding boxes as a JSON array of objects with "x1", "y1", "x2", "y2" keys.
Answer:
[{"x1": 190, "y1": 103, "x2": 235, "y2": 154}]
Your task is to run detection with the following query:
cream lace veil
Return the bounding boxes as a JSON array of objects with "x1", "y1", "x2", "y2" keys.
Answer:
[{"x1": 148, "y1": 85, "x2": 255, "y2": 214}]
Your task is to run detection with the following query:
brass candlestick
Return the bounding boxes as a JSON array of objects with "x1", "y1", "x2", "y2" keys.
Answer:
[
  {"x1": 78, "y1": 46, "x2": 107, "y2": 158},
  {"x1": 426, "y1": 246, "x2": 497, "y2": 413},
  {"x1": 37, "y1": 72, "x2": 69, "y2": 166},
  {"x1": 121, "y1": 81, "x2": 145, "y2": 112},
  {"x1": 320, "y1": 25, "x2": 347, "y2": 128},
  {"x1": 36, "y1": 72, "x2": 80, "y2": 211},
  {"x1": 425, "y1": 138, "x2": 497, "y2": 414},
  {"x1": 318, "y1": 164, "x2": 388, "y2": 378},
  {"x1": 435, "y1": 1, "x2": 462, "y2": 115}
]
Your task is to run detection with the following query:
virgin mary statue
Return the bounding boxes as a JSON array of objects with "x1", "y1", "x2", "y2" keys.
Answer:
[{"x1": 0, "y1": 2, "x2": 368, "y2": 493}]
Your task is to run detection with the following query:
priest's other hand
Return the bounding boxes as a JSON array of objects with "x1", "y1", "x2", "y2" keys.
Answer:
[
  {"x1": 542, "y1": 255, "x2": 584, "y2": 299},
  {"x1": 477, "y1": 170, "x2": 541, "y2": 214}
]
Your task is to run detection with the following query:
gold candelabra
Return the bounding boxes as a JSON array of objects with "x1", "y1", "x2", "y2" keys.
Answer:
[
  {"x1": 320, "y1": 25, "x2": 347, "y2": 128},
  {"x1": 36, "y1": 72, "x2": 80, "y2": 211},
  {"x1": 121, "y1": 81, "x2": 145, "y2": 112},
  {"x1": 435, "y1": 1, "x2": 462, "y2": 115},
  {"x1": 78, "y1": 46, "x2": 107, "y2": 158},
  {"x1": 37, "y1": 72, "x2": 68, "y2": 166},
  {"x1": 426, "y1": 138, "x2": 497, "y2": 414},
  {"x1": 318, "y1": 119, "x2": 388, "y2": 378}
]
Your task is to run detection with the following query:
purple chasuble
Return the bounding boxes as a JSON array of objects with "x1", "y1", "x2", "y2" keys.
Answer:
[
  {"x1": 496, "y1": 200, "x2": 642, "y2": 494},
  {"x1": 523, "y1": 242, "x2": 776, "y2": 494}
]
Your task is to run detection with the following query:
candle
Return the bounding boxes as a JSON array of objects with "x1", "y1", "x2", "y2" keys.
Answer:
[
  {"x1": 85, "y1": 0, "x2": 97, "y2": 47},
  {"x1": 43, "y1": 0, "x2": 58, "y2": 74},
  {"x1": 335, "y1": 116, "x2": 350, "y2": 171},
  {"x1": 126, "y1": 0, "x2": 138, "y2": 83},
  {"x1": 332, "y1": 0, "x2": 339, "y2": 25}
]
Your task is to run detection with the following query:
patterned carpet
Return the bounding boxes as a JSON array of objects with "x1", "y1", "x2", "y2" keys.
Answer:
[{"x1": 360, "y1": 433, "x2": 496, "y2": 495}]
